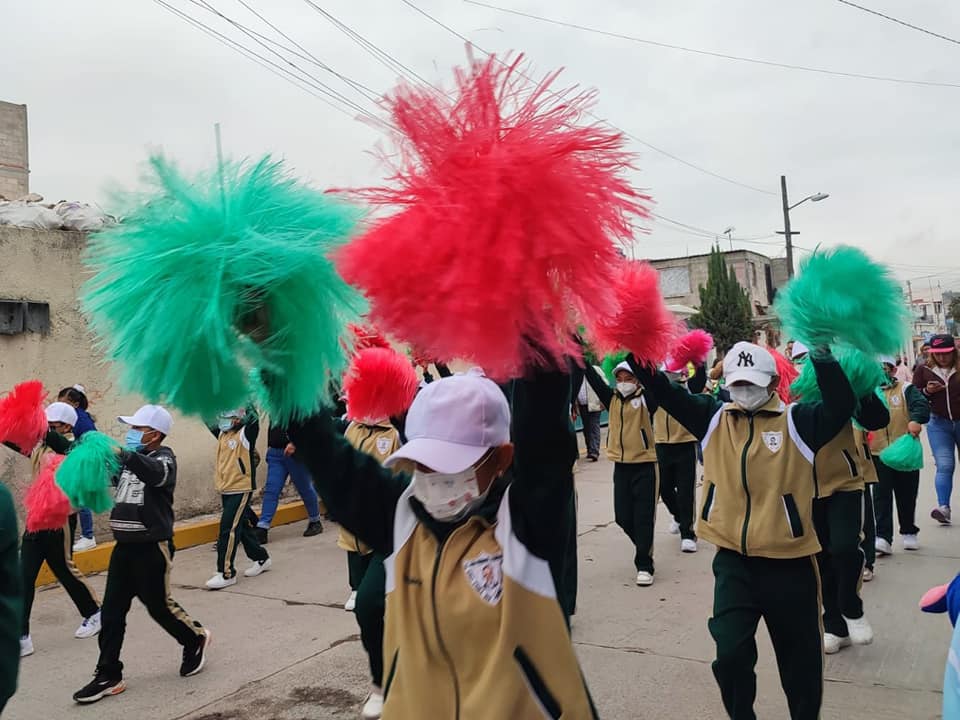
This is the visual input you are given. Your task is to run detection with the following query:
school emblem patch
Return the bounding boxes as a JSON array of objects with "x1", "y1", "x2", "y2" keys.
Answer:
[
  {"x1": 761, "y1": 431, "x2": 783, "y2": 453},
  {"x1": 227, "y1": 439, "x2": 237, "y2": 450},
  {"x1": 630, "y1": 398, "x2": 643, "y2": 409},
  {"x1": 891, "y1": 394, "x2": 902, "y2": 407},
  {"x1": 376, "y1": 437, "x2": 392, "y2": 455},
  {"x1": 463, "y1": 552, "x2": 504, "y2": 605}
]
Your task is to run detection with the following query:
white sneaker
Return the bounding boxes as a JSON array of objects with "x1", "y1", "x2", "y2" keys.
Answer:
[
  {"x1": 244, "y1": 557, "x2": 272, "y2": 577},
  {"x1": 823, "y1": 632, "x2": 852, "y2": 655},
  {"x1": 344, "y1": 590, "x2": 358, "y2": 611},
  {"x1": 205, "y1": 573, "x2": 238, "y2": 590},
  {"x1": 875, "y1": 538, "x2": 893, "y2": 556},
  {"x1": 362, "y1": 688, "x2": 384, "y2": 719},
  {"x1": 72, "y1": 536, "x2": 96, "y2": 552},
  {"x1": 19, "y1": 635, "x2": 33, "y2": 657},
  {"x1": 680, "y1": 538, "x2": 698, "y2": 553},
  {"x1": 635, "y1": 571, "x2": 654, "y2": 587},
  {"x1": 844, "y1": 614, "x2": 874, "y2": 645},
  {"x1": 75, "y1": 611, "x2": 101, "y2": 639},
  {"x1": 668, "y1": 520, "x2": 680, "y2": 535},
  {"x1": 903, "y1": 534, "x2": 919, "y2": 551},
  {"x1": 932, "y1": 505, "x2": 952, "y2": 525},
  {"x1": 862, "y1": 567, "x2": 875, "y2": 582}
]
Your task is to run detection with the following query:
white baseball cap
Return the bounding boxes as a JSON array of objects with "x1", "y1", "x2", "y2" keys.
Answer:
[
  {"x1": 118, "y1": 404, "x2": 173, "y2": 435},
  {"x1": 879, "y1": 355, "x2": 896, "y2": 366},
  {"x1": 385, "y1": 368, "x2": 511, "y2": 474},
  {"x1": 46, "y1": 402, "x2": 78, "y2": 427},
  {"x1": 724, "y1": 342, "x2": 777, "y2": 387},
  {"x1": 790, "y1": 341, "x2": 810, "y2": 360},
  {"x1": 613, "y1": 361, "x2": 634, "y2": 376}
]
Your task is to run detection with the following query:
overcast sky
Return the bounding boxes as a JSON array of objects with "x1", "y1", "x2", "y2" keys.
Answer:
[{"x1": 3, "y1": 0, "x2": 959, "y2": 297}]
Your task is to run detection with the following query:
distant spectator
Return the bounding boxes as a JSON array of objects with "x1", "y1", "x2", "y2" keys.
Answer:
[
  {"x1": 574, "y1": 364, "x2": 607, "y2": 461},
  {"x1": 255, "y1": 422, "x2": 324, "y2": 544}
]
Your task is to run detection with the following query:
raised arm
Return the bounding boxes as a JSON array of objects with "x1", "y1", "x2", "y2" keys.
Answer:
[
  {"x1": 508, "y1": 363, "x2": 578, "y2": 561},
  {"x1": 790, "y1": 351, "x2": 857, "y2": 452},
  {"x1": 627, "y1": 356, "x2": 721, "y2": 439},
  {"x1": 688, "y1": 363, "x2": 708, "y2": 394},
  {"x1": 853, "y1": 392, "x2": 890, "y2": 432},
  {"x1": 288, "y1": 412, "x2": 407, "y2": 555},
  {"x1": 582, "y1": 363, "x2": 613, "y2": 409},
  {"x1": 119, "y1": 449, "x2": 176, "y2": 488}
]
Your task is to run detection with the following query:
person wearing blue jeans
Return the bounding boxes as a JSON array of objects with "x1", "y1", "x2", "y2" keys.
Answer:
[
  {"x1": 255, "y1": 423, "x2": 323, "y2": 543},
  {"x1": 913, "y1": 334, "x2": 960, "y2": 525}
]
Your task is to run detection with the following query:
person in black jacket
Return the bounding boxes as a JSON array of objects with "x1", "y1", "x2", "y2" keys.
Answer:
[{"x1": 73, "y1": 405, "x2": 209, "y2": 705}]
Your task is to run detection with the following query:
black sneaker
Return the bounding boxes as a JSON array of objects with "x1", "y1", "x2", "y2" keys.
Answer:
[
  {"x1": 73, "y1": 673, "x2": 126, "y2": 703},
  {"x1": 254, "y1": 527, "x2": 268, "y2": 545},
  {"x1": 180, "y1": 629, "x2": 211, "y2": 677},
  {"x1": 302, "y1": 520, "x2": 324, "y2": 537}
]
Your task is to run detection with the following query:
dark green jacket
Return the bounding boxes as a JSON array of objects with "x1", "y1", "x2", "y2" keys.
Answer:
[
  {"x1": 627, "y1": 353, "x2": 856, "y2": 452},
  {"x1": 0, "y1": 482, "x2": 21, "y2": 712}
]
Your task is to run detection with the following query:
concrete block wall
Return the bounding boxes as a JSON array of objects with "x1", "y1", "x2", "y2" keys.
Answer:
[
  {"x1": 0, "y1": 227, "x2": 250, "y2": 531},
  {"x1": 0, "y1": 101, "x2": 28, "y2": 198}
]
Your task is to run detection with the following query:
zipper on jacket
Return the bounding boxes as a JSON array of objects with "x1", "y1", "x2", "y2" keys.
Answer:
[
  {"x1": 739, "y1": 415, "x2": 755, "y2": 555},
  {"x1": 431, "y1": 540, "x2": 461, "y2": 719},
  {"x1": 665, "y1": 414, "x2": 671, "y2": 441},
  {"x1": 618, "y1": 399, "x2": 626, "y2": 462}
]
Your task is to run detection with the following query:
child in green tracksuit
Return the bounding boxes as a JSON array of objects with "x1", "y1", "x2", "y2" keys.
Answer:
[
  {"x1": 655, "y1": 363, "x2": 706, "y2": 554},
  {"x1": 871, "y1": 358, "x2": 930, "y2": 554},
  {"x1": 205, "y1": 407, "x2": 270, "y2": 590},
  {"x1": 632, "y1": 342, "x2": 855, "y2": 720},
  {"x1": 584, "y1": 361, "x2": 660, "y2": 586}
]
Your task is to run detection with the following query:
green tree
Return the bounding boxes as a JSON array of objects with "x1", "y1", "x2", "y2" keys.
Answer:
[
  {"x1": 690, "y1": 245, "x2": 754, "y2": 355},
  {"x1": 949, "y1": 296, "x2": 960, "y2": 324}
]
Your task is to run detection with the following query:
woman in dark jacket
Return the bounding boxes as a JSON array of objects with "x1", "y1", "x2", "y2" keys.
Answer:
[{"x1": 913, "y1": 334, "x2": 960, "y2": 524}]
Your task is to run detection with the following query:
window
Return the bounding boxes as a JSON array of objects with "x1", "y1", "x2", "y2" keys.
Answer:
[
  {"x1": 0, "y1": 300, "x2": 50, "y2": 335},
  {"x1": 658, "y1": 266, "x2": 691, "y2": 297}
]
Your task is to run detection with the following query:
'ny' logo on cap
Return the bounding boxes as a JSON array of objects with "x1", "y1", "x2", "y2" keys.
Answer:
[{"x1": 737, "y1": 352, "x2": 755, "y2": 368}]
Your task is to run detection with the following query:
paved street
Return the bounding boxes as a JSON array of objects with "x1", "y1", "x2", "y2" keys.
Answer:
[{"x1": 6, "y1": 452, "x2": 952, "y2": 720}]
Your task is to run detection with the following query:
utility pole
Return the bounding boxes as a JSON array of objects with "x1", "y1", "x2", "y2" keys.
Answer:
[
  {"x1": 780, "y1": 175, "x2": 794, "y2": 278},
  {"x1": 907, "y1": 280, "x2": 915, "y2": 350}
]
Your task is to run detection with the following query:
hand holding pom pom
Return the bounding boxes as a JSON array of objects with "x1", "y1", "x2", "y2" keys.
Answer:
[
  {"x1": 25, "y1": 453, "x2": 72, "y2": 533},
  {"x1": 0, "y1": 380, "x2": 48, "y2": 453},
  {"x1": 55, "y1": 431, "x2": 121, "y2": 514},
  {"x1": 666, "y1": 330, "x2": 713, "y2": 373}
]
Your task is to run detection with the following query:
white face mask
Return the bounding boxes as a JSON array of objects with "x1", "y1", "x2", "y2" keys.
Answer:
[
  {"x1": 412, "y1": 464, "x2": 491, "y2": 521},
  {"x1": 617, "y1": 382, "x2": 638, "y2": 397},
  {"x1": 729, "y1": 385, "x2": 773, "y2": 412}
]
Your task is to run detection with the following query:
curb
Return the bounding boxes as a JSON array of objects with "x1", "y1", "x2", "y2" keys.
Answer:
[{"x1": 38, "y1": 501, "x2": 308, "y2": 587}]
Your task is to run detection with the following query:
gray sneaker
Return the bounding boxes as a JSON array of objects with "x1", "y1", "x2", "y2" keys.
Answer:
[{"x1": 932, "y1": 506, "x2": 952, "y2": 525}]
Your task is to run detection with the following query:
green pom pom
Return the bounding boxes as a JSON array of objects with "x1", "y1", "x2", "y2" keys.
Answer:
[
  {"x1": 774, "y1": 246, "x2": 909, "y2": 356},
  {"x1": 55, "y1": 431, "x2": 120, "y2": 513},
  {"x1": 600, "y1": 352, "x2": 628, "y2": 384},
  {"x1": 879, "y1": 434, "x2": 924, "y2": 471},
  {"x1": 790, "y1": 347, "x2": 887, "y2": 402},
  {"x1": 82, "y1": 155, "x2": 366, "y2": 421}
]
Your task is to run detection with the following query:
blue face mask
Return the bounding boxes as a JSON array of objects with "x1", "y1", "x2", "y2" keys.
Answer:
[
  {"x1": 125, "y1": 429, "x2": 145, "y2": 451},
  {"x1": 218, "y1": 418, "x2": 236, "y2": 433}
]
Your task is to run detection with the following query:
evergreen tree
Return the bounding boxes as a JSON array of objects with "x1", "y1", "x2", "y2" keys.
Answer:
[{"x1": 690, "y1": 245, "x2": 754, "y2": 355}]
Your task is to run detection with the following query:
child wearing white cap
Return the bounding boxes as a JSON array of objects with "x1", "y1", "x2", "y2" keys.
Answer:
[
  {"x1": 284, "y1": 364, "x2": 598, "y2": 719},
  {"x1": 631, "y1": 342, "x2": 856, "y2": 720},
  {"x1": 582, "y1": 360, "x2": 660, "y2": 585},
  {"x1": 4, "y1": 402, "x2": 101, "y2": 659},
  {"x1": 74, "y1": 405, "x2": 209, "y2": 704}
]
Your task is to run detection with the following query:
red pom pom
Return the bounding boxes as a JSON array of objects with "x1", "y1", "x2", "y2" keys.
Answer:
[
  {"x1": 666, "y1": 330, "x2": 713, "y2": 372},
  {"x1": 24, "y1": 453, "x2": 71, "y2": 533},
  {"x1": 336, "y1": 54, "x2": 650, "y2": 378},
  {"x1": 343, "y1": 348, "x2": 418, "y2": 421},
  {"x1": 770, "y1": 348, "x2": 799, "y2": 402},
  {"x1": 0, "y1": 380, "x2": 48, "y2": 452},
  {"x1": 587, "y1": 261, "x2": 680, "y2": 364},
  {"x1": 348, "y1": 323, "x2": 391, "y2": 352}
]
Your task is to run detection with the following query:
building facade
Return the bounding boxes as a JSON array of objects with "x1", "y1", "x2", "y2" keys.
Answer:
[{"x1": 0, "y1": 101, "x2": 28, "y2": 199}]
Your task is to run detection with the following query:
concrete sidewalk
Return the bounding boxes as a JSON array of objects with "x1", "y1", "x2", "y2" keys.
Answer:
[{"x1": 6, "y1": 455, "x2": 950, "y2": 719}]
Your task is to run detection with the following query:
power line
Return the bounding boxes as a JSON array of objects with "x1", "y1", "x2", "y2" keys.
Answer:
[
  {"x1": 834, "y1": 0, "x2": 960, "y2": 47},
  {"x1": 463, "y1": 0, "x2": 960, "y2": 90},
  {"x1": 186, "y1": 0, "x2": 387, "y2": 125},
  {"x1": 302, "y1": 0, "x2": 445, "y2": 94},
  {"x1": 152, "y1": 0, "x2": 366, "y2": 123},
  {"x1": 399, "y1": 0, "x2": 777, "y2": 196}
]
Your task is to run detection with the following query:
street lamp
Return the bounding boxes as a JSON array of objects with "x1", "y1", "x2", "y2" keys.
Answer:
[{"x1": 776, "y1": 176, "x2": 829, "y2": 277}]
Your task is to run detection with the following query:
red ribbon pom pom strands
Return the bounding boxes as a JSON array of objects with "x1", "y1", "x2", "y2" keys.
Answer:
[{"x1": 337, "y1": 54, "x2": 650, "y2": 378}]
